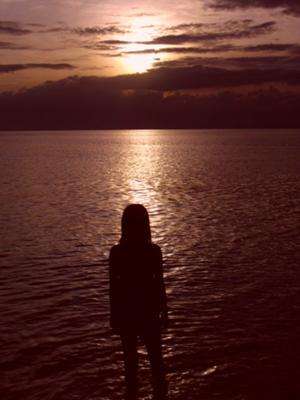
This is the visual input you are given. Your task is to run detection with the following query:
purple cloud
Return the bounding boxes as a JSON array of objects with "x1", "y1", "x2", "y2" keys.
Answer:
[
  {"x1": 0, "y1": 63, "x2": 76, "y2": 73},
  {"x1": 208, "y1": 0, "x2": 300, "y2": 15}
]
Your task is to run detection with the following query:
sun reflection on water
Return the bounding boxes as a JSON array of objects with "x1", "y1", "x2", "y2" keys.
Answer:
[
  {"x1": 121, "y1": 130, "x2": 165, "y2": 239},
  {"x1": 125, "y1": 131, "x2": 159, "y2": 205}
]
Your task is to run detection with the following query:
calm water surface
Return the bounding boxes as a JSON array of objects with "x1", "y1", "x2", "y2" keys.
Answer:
[{"x1": 1, "y1": 130, "x2": 300, "y2": 400}]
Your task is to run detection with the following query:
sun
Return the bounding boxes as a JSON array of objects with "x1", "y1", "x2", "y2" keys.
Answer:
[
  {"x1": 120, "y1": 18, "x2": 160, "y2": 74},
  {"x1": 122, "y1": 46, "x2": 157, "y2": 74}
]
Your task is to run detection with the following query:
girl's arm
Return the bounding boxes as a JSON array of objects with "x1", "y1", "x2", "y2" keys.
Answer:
[
  {"x1": 154, "y1": 245, "x2": 169, "y2": 327},
  {"x1": 109, "y1": 245, "x2": 121, "y2": 333}
]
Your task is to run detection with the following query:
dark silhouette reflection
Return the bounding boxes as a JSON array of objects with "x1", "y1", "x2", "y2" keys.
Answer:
[{"x1": 109, "y1": 204, "x2": 168, "y2": 400}]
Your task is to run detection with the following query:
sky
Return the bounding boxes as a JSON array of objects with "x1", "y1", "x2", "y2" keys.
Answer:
[{"x1": 1, "y1": 0, "x2": 300, "y2": 129}]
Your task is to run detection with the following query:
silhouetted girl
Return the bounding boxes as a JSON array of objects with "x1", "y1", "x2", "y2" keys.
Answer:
[{"x1": 109, "y1": 204, "x2": 168, "y2": 400}]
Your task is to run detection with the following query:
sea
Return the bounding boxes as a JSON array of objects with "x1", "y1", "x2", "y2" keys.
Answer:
[{"x1": 1, "y1": 129, "x2": 300, "y2": 400}]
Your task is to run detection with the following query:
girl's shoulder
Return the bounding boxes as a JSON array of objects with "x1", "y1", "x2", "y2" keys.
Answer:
[
  {"x1": 148, "y1": 243, "x2": 162, "y2": 263},
  {"x1": 149, "y1": 242, "x2": 162, "y2": 254},
  {"x1": 110, "y1": 242, "x2": 162, "y2": 256},
  {"x1": 109, "y1": 244, "x2": 122, "y2": 260}
]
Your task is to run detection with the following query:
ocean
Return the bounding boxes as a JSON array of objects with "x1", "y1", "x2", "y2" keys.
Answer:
[{"x1": 1, "y1": 129, "x2": 300, "y2": 400}]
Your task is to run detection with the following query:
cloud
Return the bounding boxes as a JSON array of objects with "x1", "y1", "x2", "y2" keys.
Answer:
[
  {"x1": 208, "y1": 0, "x2": 300, "y2": 16},
  {"x1": 166, "y1": 19, "x2": 253, "y2": 32},
  {"x1": 72, "y1": 25, "x2": 126, "y2": 36},
  {"x1": 0, "y1": 21, "x2": 126, "y2": 37},
  {"x1": 129, "y1": 12, "x2": 157, "y2": 17},
  {"x1": 123, "y1": 43, "x2": 300, "y2": 56},
  {"x1": 0, "y1": 63, "x2": 76, "y2": 73},
  {"x1": 0, "y1": 21, "x2": 32, "y2": 35},
  {"x1": 2, "y1": 58, "x2": 299, "y2": 95},
  {"x1": 150, "y1": 64, "x2": 300, "y2": 91},
  {"x1": 154, "y1": 54, "x2": 300, "y2": 71},
  {"x1": 43, "y1": 27, "x2": 68, "y2": 33},
  {"x1": 40, "y1": 24, "x2": 126, "y2": 36},
  {"x1": 28, "y1": 23, "x2": 45, "y2": 28},
  {"x1": 81, "y1": 43, "x2": 117, "y2": 51},
  {"x1": 96, "y1": 20, "x2": 275, "y2": 51},
  {"x1": 220, "y1": 55, "x2": 300, "y2": 69},
  {"x1": 0, "y1": 75, "x2": 299, "y2": 129},
  {"x1": 101, "y1": 39, "x2": 131, "y2": 45},
  {"x1": 166, "y1": 23, "x2": 206, "y2": 31},
  {"x1": 123, "y1": 45, "x2": 234, "y2": 55},
  {"x1": 244, "y1": 43, "x2": 300, "y2": 52},
  {"x1": 0, "y1": 41, "x2": 29, "y2": 50},
  {"x1": 142, "y1": 21, "x2": 276, "y2": 45}
]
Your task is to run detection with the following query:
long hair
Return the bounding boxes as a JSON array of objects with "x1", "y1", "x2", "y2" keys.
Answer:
[{"x1": 120, "y1": 204, "x2": 152, "y2": 244}]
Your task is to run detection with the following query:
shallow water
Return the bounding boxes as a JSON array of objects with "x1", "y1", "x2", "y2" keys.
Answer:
[{"x1": 1, "y1": 129, "x2": 300, "y2": 400}]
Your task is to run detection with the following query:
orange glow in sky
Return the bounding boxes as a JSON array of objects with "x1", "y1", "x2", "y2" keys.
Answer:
[
  {"x1": 1, "y1": 0, "x2": 300, "y2": 90},
  {"x1": 120, "y1": 17, "x2": 160, "y2": 73}
]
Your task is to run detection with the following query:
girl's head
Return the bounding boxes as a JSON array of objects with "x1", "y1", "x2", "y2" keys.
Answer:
[{"x1": 120, "y1": 204, "x2": 151, "y2": 244}]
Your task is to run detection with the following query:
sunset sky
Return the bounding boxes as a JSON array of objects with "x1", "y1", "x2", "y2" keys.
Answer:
[{"x1": 1, "y1": 0, "x2": 300, "y2": 128}]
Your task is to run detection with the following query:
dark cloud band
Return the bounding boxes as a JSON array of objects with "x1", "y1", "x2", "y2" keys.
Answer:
[
  {"x1": 1, "y1": 75, "x2": 299, "y2": 129},
  {"x1": 72, "y1": 25, "x2": 126, "y2": 36},
  {"x1": 143, "y1": 21, "x2": 275, "y2": 45},
  {"x1": 0, "y1": 21, "x2": 32, "y2": 35},
  {"x1": 0, "y1": 41, "x2": 29, "y2": 50},
  {"x1": 208, "y1": 0, "x2": 300, "y2": 15},
  {"x1": 0, "y1": 63, "x2": 76, "y2": 73}
]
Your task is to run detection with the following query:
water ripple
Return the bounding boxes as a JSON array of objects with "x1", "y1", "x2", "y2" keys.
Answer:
[{"x1": 1, "y1": 129, "x2": 300, "y2": 400}]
